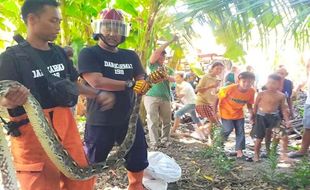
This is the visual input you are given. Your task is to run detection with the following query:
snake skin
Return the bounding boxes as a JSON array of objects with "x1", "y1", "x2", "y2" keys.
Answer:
[
  {"x1": 0, "y1": 119, "x2": 19, "y2": 190},
  {"x1": 0, "y1": 67, "x2": 166, "y2": 189},
  {"x1": 0, "y1": 80, "x2": 137, "y2": 190}
]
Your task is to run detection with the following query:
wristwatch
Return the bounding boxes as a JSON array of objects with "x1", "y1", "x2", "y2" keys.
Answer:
[{"x1": 125, "y1": 80, "x2": 135, "y2": 89}]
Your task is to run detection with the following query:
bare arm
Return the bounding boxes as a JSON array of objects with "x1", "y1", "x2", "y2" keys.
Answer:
[
  {"x1": 82, "y1": 72, "x2": 126, "y2": 91},
  {"x1": 134, "y1": 74, "x2": 145, "y2": 81},
  {"x1": 247, "y1": 103, "x2": 254, "y2": 114},
  {"x1": 77, "y1": 82, "x2": 115, "y2": 110},
  {"x1": 195, "y1": 76, "x2": 208, "y2": 93},
  {"x1": 177, "y1": 90, "x2": 185, "y2": 99},
  {"x1": 196, "y1": 80, "x2": 221, "y2": 93},
  {"x1": 167, "y1": 76, "x2": 175, "y2": 82},
  {"x1": 150, "y1": 36, "x2": 178, "y2": 64},
  {"x1": 247, "y1": 103, "x2": 254, "y2": 124},
  {"x1": 287, "y1": 97, "x2": 294, "y2": 118},
  {"x1": 77, "y1": 82, "x2": 99, "y2": 99},
  {"x1": 253, "y1": 92, "x2": 263, "y2": 115},
  {"x1": 288, "y1": 82, "x2": 294, "y2": 118},
  {"x1": 280, "y1": 95, "x2": 290, "y2": 125},
  {"x1": 214, "y1": 98, "x2": 219, "y2": 113},
  {"x1": 196, "y1": 84, "x2": 216, "y2": 93}
]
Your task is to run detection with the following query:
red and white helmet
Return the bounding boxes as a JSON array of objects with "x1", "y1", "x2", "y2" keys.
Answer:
[{"x1": 92, "y1": 8, "x2": 130, "y2": 39}]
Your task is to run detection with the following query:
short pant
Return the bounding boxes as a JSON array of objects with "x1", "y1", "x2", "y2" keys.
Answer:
[
  {"x1": 84, "y1": 118, "x2": 149, "y2": 172},
  {"x1": 253, "y1": 111, "x2": 281, "y2": 139}
]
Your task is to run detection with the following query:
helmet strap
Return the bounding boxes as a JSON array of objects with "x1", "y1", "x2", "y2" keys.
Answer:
[
  {"x1": 99, "y1": 35, "x2": 119, "y2": 48},
  {"x1": 98, "y1": 35, "x2": 125, "y2": 48}
]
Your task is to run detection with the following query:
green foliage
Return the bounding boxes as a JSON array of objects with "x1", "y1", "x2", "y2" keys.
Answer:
[
  {"x1": 1, "y1": 0, "x2": 309, "y2": 63},
  {"x1": 0, "y1": 0, "x2": 185, "y2": 68},
  {"x1": 266, "y1": 157, "x2": 310, "y2": 189},
  {"x1": 262, "y1": 141, "x2": 279, "y2": 183},
  {"x1": 178, "y1": 0, "x2": 310, "y2": 60},
  {"x1": 261, "y1": 142, "x2": 310, "y2": 189},
  {"x1": 0, "y1": 0, "x2": 25, "y2": 42},
  {"x1": 189, "y1": 64, "x2": 204, "y2": 78},
  {"x1": 201, "y1": 125, "x2": 234, "y2": 174},
  {"x1": 286, "y1": 158, "x2": 310, "y2": 189}
]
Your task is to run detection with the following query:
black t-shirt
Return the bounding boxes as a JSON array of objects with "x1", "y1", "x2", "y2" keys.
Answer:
[
  {"x1": 78, "y1": 45, "x2": 145, "y2": 126},
  {"x1": 0, "y1": 44, "x2": 78, "y2": 117}
]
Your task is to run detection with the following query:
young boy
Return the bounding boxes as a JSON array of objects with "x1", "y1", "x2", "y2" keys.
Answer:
[
  {"x1": 253, "y1": 74, "x2": 291, "y2": 162},
  {"x1": 218, "y1": 72, "x2": 256, "y2": 159}
]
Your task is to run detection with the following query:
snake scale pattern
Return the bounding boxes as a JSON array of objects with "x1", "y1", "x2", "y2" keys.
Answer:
[
  {"x1": 0, "y1": 117, "x2": 19, "y2": 190},
  {"x1": 0, "y1": 80, "x2": 139, "y2": 190}
]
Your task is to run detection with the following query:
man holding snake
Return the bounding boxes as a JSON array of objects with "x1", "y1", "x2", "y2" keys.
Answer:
[
  {"x1": 0, "y1": 0, "x2": 115, "y2": 189},
  {"x1": 78, "y1": 8, "x2": 167, "y2": 190}
]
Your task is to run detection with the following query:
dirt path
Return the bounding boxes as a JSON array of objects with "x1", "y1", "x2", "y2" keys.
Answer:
[{"x1": 92, "y1": 132, "x2": 301, "y2": 190}]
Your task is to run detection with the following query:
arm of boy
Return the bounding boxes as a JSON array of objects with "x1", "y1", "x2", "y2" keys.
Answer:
[
  {"x1": 287, "y1": 97, "x2": 294, "y2": 119},
  {"x1": 287, "y1": 81, "x2": 294, "y2": 119},
  {"x1": 253, "y1": 92, "x2": 263, "y2": 115},
  {"x1": 214, "y1": 98, "x2": 219, "y2": 115},
  {"x1": 247, "y1": 89, "x2": 256, "y2": 124},
  {"x1": 280, "y1": 94, "x2": 291, "y2": 128},
  {"x1": 247, "y1": 103, "x2": 254, "y2": 124}
]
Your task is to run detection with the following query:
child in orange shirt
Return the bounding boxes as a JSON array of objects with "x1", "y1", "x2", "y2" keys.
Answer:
[{"x1": 218, "y1": 72, "x2": 256, "y2": 160}]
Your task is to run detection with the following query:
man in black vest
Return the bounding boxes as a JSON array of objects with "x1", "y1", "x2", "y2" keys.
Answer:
[{"x1": 0, "y1": 0, "x2": 115, "y2": 189}]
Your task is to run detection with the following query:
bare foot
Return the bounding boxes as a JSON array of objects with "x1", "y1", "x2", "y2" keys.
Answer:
[
  {"x1": 197, "y1": 128, "x2": 207, "y2": 140},
  {"x1": 236, "y1": 150, "x2": 243, "y2": 158},
  {"x1": 190, "y1": 129, "x2": 206, "y2": 141},
  {"x1": 207, "y1": 135, "x2": 212, "y2": 146},
  {"x1": 170, "y1": 131, "x2": 177, "y2": 136},
  {"x1": 280, "y1": 154, "x2": 294, "y2": 164},
  {"x1": 253, "y1": 155, "x2": 260, "y2": 162},
  {"x1": 202, "y1": 127, "x2": 211, "y2": 136}
]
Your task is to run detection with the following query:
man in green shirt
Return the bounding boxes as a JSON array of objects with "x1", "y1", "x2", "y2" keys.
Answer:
[{"x1": 144, "y1": 36, "x2": 178, "y2": 149}]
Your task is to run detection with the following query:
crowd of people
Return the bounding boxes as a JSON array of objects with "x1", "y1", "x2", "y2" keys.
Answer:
[
  {"x1": 170, "y1": 63, "x2": 310, "y2": 163},
  {"x1": 0, "y1": 0, "x2": 309, "y2": 190}
]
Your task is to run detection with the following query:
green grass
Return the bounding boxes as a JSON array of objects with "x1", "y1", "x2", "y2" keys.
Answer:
[{"x1": 200, "y1": 125, "x2": 234, "y2": 174}]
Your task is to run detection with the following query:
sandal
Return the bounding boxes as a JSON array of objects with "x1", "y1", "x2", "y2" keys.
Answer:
[
  {"x1": 227, "y1": 152, "x2": 237, "y2": 157},
  {"x1": 237, "y1": 155, "x2": 253, "y2": 162},
  {"x1": 260, "y1": 152, "x2": 269, "y2": 158},
  {"x1": 288, "y1": 151, "x2": 307, "y2": 158}
]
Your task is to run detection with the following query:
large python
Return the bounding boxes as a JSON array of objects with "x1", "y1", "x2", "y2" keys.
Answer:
[
  {"x1": 0, "y1": 68, "x2": 167, "y2": 190},
  {"x1": 0, "y1": 112, "x2": 18, "y2": 190}
]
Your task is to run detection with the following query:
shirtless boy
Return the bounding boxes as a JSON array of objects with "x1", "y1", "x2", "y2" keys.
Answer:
[{"x1": 253, "y1": 74, "x2": 291, "y2": 162}]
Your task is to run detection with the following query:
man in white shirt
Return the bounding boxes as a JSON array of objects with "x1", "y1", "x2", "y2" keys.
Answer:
[{"x1": 171, "y1": 72, "x2": 202, "y2": 134}]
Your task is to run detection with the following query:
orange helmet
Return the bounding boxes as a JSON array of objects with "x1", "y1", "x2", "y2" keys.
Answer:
[{"x1": 92, "y1": 8, "x2": 130, "y2": 40}]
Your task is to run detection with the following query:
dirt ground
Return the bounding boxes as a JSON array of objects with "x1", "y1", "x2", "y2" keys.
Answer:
[{"x1": 91, "y1": 122, "x2": 309, "y2": 190}]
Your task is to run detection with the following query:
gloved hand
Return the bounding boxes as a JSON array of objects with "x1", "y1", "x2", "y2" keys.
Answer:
[
  {"x1": 148, "y1": 67, "x2": 168, "y2": 84},
  {"x1": 133, "y1": 80, "x2": 152, "y2": 95}
]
